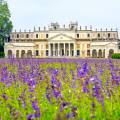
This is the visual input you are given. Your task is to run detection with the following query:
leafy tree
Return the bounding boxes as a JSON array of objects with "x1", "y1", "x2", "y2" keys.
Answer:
[{"x1": 0, "y1": 0, "x2": 13, "y2": 57}]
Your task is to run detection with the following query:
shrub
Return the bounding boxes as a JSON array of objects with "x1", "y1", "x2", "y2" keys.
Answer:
[
  {"x1": 0, "y1": 52, "x2": 5, "y2": 58},
  {"x1": 112, "y1": 53, "x2": 120, "y2": 59}
]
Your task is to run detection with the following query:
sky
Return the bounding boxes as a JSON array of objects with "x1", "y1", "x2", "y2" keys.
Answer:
[{"x1": 7, "y1": 0, "x2": 120, "y2": 32}]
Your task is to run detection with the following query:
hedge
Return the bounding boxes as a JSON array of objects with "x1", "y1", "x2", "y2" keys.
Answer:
[
  {"x1": 112, "y1": 53, "x2": 120, "y2": 59},
  {"x1": 0, "y1": 52, "x2": 5, "y2": 58}
]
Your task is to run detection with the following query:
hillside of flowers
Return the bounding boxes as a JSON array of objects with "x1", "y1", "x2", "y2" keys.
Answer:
[{"x1": 0, "y1": 58, "x2": 120, "y2": 120}]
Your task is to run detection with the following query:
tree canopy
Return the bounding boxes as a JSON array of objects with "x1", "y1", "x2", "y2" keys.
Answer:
[{"x1": 0, "y1": 0, "x2": 13, "y2": 57}]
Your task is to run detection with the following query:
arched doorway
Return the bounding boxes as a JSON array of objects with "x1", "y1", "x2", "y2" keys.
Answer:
[
  {"x1": 21, "y1": 50, "x2": 25, "y2": 58},
  {"x1": 109, "y1": 49, "x2": 114, "y2": 58},
  {"x1": 98, "y1": 49, "x2": 102, "y2": 58},
  {"x1": 16, "y1": 50, "x2": 19, "y2": 58},
  {"x1": 92, "y1": 49, "x2": 97, "y2": 58},
  {"x1": 27, "y1": 50, "x2": 32, "y2": 58},
  {"x1": 8, "y1": 50, "x2": 12, "y2": 58}
]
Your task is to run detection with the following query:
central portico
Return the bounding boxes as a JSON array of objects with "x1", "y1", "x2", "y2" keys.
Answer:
[{"x1": 48, "y1": 33, "x2": 76, "y2": 57}]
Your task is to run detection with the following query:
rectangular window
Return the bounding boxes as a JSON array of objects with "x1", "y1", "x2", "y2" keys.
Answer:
[
  {"x1": 36, "y1": 34, "x2": 38, "y2": 38},
  {"x1": 46, "y1": 44, "x2": 48, "y2": 49},
  {"x1": 46, "y1": 34, "x2": 49, "y2": 38},
  {"x1": 12, "y1": 34, "x2": 14, "y2": 38},
  {"x1": 87, "y1": 34, "x2": 90, "y2": 38},
  {"x1": 77, "y1": 44, "x2": 80, "y2": 48},
  {"x1": 87, "y1": 50, "x2": 90, "y2": 56},
  {"x1": 77, "y1": 34, "x2": 79, "y2": 38},
  {"x1": 26, "y1": 34, "x2": 29, "y2": 38},
  {"x1": 108, "y1": 33, "x2": 111, "y2": 38},
  {"x1": 77, "y1": 50, "x2": 80, "y2": 56},
  {"x1": 41, "y1": 45, "x2": 44, "y2": 50},
  {"x1": 46, "y1": 50, "x2": 49, "y2": 56},
  {"x1": 36, "y1": 50, "x2": 39, "y2": 56},
  {"x1": 87, "y1": 44, "x2": 90, "y2": 48},
  {"x1": 17, "y1": 34, "x2": 19, "y2": 38}
]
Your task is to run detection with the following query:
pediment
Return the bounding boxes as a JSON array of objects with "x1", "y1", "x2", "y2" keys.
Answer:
[{"x1": 48, "y1": 33, "x2": 75, "y2": 41}]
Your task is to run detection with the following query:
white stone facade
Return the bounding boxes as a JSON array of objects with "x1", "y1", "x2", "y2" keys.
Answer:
[{"x1": 4, "y1": 22, "x2": 120, "y2": 58}]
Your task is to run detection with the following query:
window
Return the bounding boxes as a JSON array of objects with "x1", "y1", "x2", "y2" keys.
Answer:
[
  {"x1": 41, "y1": 45, "x2": 44, "y2": 50},
  {"x1": 12, "y1": 34, "x2": 14, "y2": 38},
  {"x1": 26, "y1": 34, "x2": 29, "y2": 38},
  {"x1": 46, "y1": 50, "x2": 49, "y2": 56},
  {"x1": 108, "y1": 33, "x2": 111, "y2": 38},
  {"x1": 36, "y1": 34, "x2": 38, "y2": 38},
  {"x1": 87, "y1": 50, "x2": 90, "y2": 56},
  {"x1": 17, "y1": 34, "x2": 19, "y2": 38},
  {"x1": 77, "y1": 44, "x2": 80, "y2": 48},
  {"x1": 77, "y1": 50, "x2": 80, "y2": 56},
  {"x1": 119, "y1": 46, "x2": 120, "y2": 49},
  {"x1": 87, "y1": 44, "x2": 90, "y2": 48},
  {"x1": 77, "y1": 34, "x2": 79, "y2": 38},
  {"x1": 46, "y1": 34, "x2": 49, "y2": 38},
  {"x1": 87, "y1": 34, "x2": 90, "y2": 38},
  {"x1": 46, "y1": 44, "x2": 48, "y2": 49},
  {"x1": 98, "y1": 33, "x2": 100, "y2": 38},
  {"x1": 21, "y1": 34, "x2": 24, "y2": 38},
  {"x1": 36, "y1": 50, "x2": 39, "y2": 56}
]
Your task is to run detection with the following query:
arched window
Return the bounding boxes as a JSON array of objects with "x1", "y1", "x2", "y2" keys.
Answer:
[
  {"x1": 98, "y1": 49, "x2": 102, "y2": 58},
  {"x1": 27, "y1": 50, "x2": 32, "y2": 58},
  {"x1": 8, "y1": 50, "x2": 12, "y2": 58},
  {"x1": 98, "y1": 33, "x2": 100, "y2": 38},
  {"x1": 109, "y1": 49, "x2": 114, "y2": 58},
  {"x1": 21, "y1": 50, "x2": 26, "y2": 58},
  {"x1": 92, "y1": 49, "x2": 97, "y2": 58}
]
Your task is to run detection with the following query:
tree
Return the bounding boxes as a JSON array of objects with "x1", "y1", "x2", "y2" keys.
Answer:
[{"x1": 0, "y1": 0, "x2": 13, "y2": 58}]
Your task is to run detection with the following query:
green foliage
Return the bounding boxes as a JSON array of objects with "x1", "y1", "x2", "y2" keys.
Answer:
[
  {"x1": 0, "y1": 0, "x2": 13, "y2": 57},
  {"x1": 0, "y1": 51, "x2": 4, "y2": 58},
  {"x1": 112, "y1": 53, "x2": 120, "y2": 59}
]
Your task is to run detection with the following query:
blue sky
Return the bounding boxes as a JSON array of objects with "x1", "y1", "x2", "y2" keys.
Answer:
[{"x1": 7, "y1": 0, "x2": 120, "y2": 32}]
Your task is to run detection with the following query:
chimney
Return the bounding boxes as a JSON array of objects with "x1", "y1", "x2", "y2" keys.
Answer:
[
  {"x1": 39, "y1": 27, "x2": 40, "y2": 31},
  {"x1": 34, "y1": 26, "x2": 36, "y2": 32},
  {"x1": 90, "y1": 25, "x2": 92, "y2": 30},
  {"x1": 80, "y1": 26, "x2": 81, "y2": 30}
]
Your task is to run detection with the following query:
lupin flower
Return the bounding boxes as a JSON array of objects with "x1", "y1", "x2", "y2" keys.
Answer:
[{"x1": 2, "y1": 93, "x2": 8, "y2": 100}]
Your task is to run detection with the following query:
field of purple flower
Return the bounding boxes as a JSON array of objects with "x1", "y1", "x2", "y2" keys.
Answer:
[{"x1": 0, "y1": 58, "x2": 120, "y2": 120}]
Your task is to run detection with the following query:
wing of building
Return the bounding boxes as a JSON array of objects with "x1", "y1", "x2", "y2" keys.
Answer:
[{"x1": 4, "y1": 22, "x2": 120, "y2": 58}]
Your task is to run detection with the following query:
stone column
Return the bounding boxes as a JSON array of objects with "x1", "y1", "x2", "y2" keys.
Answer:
[
  {"x1": 49, "y1": 43, "x2": 51, "y2": 56},
  {"x1": 53, "y1": 43, "x2": 55, "y2": 56},
  {"x1": 58, "y1": 43, "x2": 60, "y2": 56},
  {"x1": 64, "y1": 43, "x2": 65, "y2": 56},
  {"x1": 74, "y1": 43, "x2": 76, "y2": 56},
  {"x1": 69, "y1": 43, "x2": 71, "y2": 57}
]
